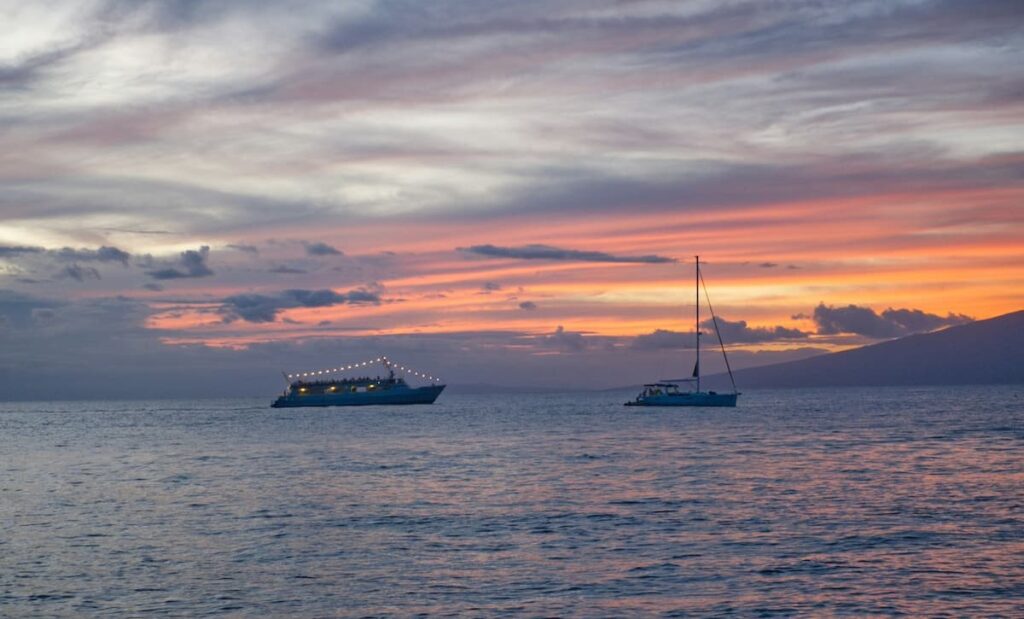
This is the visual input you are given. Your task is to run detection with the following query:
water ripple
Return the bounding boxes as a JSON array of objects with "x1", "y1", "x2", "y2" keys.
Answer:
[{"x1": 1, "y1": 386, "x2": 1022, "y2": 616}]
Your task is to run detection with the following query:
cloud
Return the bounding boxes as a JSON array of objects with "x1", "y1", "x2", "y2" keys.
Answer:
[
  {"x1": 0, "y1": 38, "x2": 100, "y2": 90},
  {"x1": 519, "y1": 301, "x2": 537, "y2": 310},
  {"x1": 705, "y1": 317, "x2": 808, "y2": 344},
  {"x1": 55, "y1": 246, "x2": 131, "y2": 265},
  {"x1": 880, "y1": 307, "x2": 974, "y2": 334},
  {"x1": 58, "y1": 264, "x2": 101, "y2": 282},
  {"x1": 0, "y1": 289, "x2": 63, "y2": 328},
  {"x1": 633, "y1": 318, "x2": 808, "y2": 349},
  {"x1": 540, "y1": 325, "x2": 587, "y2": 351},
  {"x1": 220, "y1": 287, "x2": 381, "y2": 323},
  {"x1": 227, "y1": 243, "x2": 260, "y2": 255},
  {"x1": 268, "y1": 265, "x2": 307, "y2": 274},
  {"x1": 481, "y1": 281, "x2": 502, "y2": 292},
  {"x1": 0, "y1": 244, "x2": 130, "y2": 266},
  {"x1": 304, "y1": 241, "x2": 342, "y2": 256},
  {"x1": 813, "y1": 303, "x2": 972, "y2": 338},
  {"x1": 0, "y1": 246, "x2": 45, "y2": 258},
  {"x1": 631, "y1": 328, "x2": 695, "y2": 350},
  {"x1": 145, "y1": 246, "x2": 214, "y2": 280},
  {"x1": 31, "y1": 307, "x2": 58, "y2": 325},
  {"x1": 460, "y1": 244, "x2": 676, "y2": 264}
]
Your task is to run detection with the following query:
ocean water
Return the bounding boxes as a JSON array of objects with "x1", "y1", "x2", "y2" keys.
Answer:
[{"x1": 1, "y1": 386, "x2": 1022, "y2": 617}]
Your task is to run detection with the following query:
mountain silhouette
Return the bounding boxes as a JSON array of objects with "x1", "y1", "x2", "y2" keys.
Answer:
[{"x1": 727, "y1": 309, "x2": 1024, "y2": 388}]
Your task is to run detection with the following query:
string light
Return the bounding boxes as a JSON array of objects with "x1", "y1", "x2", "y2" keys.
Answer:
[{"x1": 285, "y1": 356, "x2": 441, "y2": 382}]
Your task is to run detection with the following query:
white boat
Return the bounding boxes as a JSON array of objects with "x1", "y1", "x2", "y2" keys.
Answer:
[
  {"x1": 271, "y1": 357, "x2": 445, "y2": 407},
  {"x1": 626, "y1": 256, "x2": 740, "y2": 407}
]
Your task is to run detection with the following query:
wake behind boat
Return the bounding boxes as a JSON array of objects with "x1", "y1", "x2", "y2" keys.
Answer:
[
  {"x1": 626, "y1": 256, "x2": 740, "y2": 407},
  {"x1": 272, "y1": 356, "x2": 445, "y2": 407}
]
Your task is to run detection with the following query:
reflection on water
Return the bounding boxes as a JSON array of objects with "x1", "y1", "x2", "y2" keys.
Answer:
[{"x1": 1, "y1": 386, "x2": 1022, "y2": 616}]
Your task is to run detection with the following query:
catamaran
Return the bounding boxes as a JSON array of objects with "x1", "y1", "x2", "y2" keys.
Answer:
[{"x1": 626, "y1": 256, "x2": 739, "y2": 407}]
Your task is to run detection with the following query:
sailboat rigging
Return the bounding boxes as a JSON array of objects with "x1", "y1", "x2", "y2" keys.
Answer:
[{"x1": 625, "y1": 256, "x2": 740, "y2": 407}]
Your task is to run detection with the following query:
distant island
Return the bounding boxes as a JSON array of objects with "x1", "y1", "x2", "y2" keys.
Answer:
[{"x1": 722, "y1": 309, "x2": 1024, "y2": 388}]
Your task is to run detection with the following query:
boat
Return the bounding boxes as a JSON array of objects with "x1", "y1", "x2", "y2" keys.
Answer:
[
  {"x1": 271, "y1": 356, "x2": 445, "y2": 407},
  {"x1": 626, "y1": 256, "x2": 739, "y2": 407}
]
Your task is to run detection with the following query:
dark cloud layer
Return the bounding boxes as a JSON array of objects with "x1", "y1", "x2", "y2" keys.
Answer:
[
  {"x1": 145, "y1": 246, "x2": 214, "y2": 280},
  {"x1": 461, "y1": 244, "x2": 675, "y2": 264},
  {"x1": 707, "y1": 318, "x2": 808, "y2": 344},
  {"x1": 632, "y1": 318, "x2": 807, "y2": 350},
  {"x1": 813, "y1": 303, "x2": 972, "y2": 338},
  {"x1": 304, "y1": 242, "x2": 342, "y2": 256},
  {"x1": 0, "y1": 244, "x2": 131, "y2": 265},
  {"x1": 0, "y1": 246, "x2": 45, "y2": 258},
  {"x1": 631, "y1": 329, "x2": 696, "y2": 351},
  {"x1": 0, "y1": 289, "x2": 63, "y2": 328},
  {"x1": 227, "y1": 243, "x2": 260, "y2": 255},
  {"x1": 58, "y1": 264, "x2": 101, "y2": 282},
  {"x1": 56, "y1": 246, "x2": 131, "y2": 265},
  {"x1": 268, "y1": 265, "x2": 307, "y2": 274},
  {"x1": 635, "y1": 306, "x2": 974, "y2": 348},
  {"x1": 221, "y1": 287, "x2": 381, "y2": 323},
  {"x1": 540, "y1": 325, "x2": 587, "y2": 351}
]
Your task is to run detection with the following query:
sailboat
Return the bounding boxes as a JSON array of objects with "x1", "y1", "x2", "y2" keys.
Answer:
[{"x1": 625, "y1": 256, "x2": 739, "y2": 407}]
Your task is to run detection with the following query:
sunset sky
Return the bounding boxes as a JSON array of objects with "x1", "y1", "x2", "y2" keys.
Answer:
[{"x1": 1, "y1": 0, "x2": 1022, "y2": 397}]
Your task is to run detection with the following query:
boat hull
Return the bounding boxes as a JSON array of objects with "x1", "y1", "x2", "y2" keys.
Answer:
[
  {"x1": 625, "y1": 392, "x2": 738, "y2": 407},
  {"x1": 271, "y1": 384, "x2": 445, "y2": 407}
]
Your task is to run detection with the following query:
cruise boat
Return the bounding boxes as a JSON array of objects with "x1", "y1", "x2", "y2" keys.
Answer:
[
  {"x1": 271, "y1": 357, "x2": 445, "y2": 407},
  {"x1": 626, "y1": 256, "x2": 740, "y2": 407}
]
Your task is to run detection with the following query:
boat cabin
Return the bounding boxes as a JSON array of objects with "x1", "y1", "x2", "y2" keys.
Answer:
[
  {"x1": 637, "y1": 383, "x2": 683, "y2": 398},
  {"x1": 289, "y1": 376, "x2": 406, "y2": 395}
]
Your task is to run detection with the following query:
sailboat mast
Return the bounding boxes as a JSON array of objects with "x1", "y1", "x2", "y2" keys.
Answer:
[{"x1": 695, "y1": 255, "x2": 700, "y2": 393}]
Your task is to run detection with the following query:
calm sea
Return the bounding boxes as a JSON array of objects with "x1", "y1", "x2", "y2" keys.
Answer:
[{"x1": 2, "y1": 387, "x2": 1022, "y2": 617}]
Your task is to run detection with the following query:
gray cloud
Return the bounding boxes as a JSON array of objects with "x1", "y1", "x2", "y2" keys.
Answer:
[
  {"x1": 2, "y1": 0, "x2": 1018, "y2": 235},
  {"x1": 519, "y1": 301, "x2": 537, "y2": 310},
  {"x1": 221, "y1": 287, "x2": 381, "y2": 323},
  {"x1": 145, "y1": 246, "x2": 214, "y2": 280},
  {"x1": 0, "y1": 289, "x2": 63, "y2": 328},
  {"x1": 0, "y1": 39, "x2": 98, "y2": 90},
  {"x1": 460, "y1": 244, "x2": 675, "y2": 264},
  {"x1": 30, "y1": 307, "x2": 59, "y2": 325},
  {"x1": 706, "y1": 318, "x2": 808, "y2": 344},
  {"x1": 58, "y1": 264, "x2": 102, "y2": 282},
  {"x1": 633, "y1": 318, "x2": 808, "y2": 349},
  {"x1": 452, "y1": 152, "x2": 1024, "y2": 222},
  {"x1": 0, "y1": 246, "x2": 45, "y2": 258},
  {"x1": 0, "y1": 244, "x2": 131, "y2": 267},
  {"x1": 540, "y1": 325, "x2": 587, "y2": 352},
  {"x1": 631, "y1": 328, "x2": 696, "y2": 351},
  {"x1": 227, "y1": 243, "x2": 260, "y2": 255},
  {"x1": 268, "y1": 265, "x2": 307, "y2": 274},
  {"x1": 0, "y1": 176, "x2": 328, "y2": 240},
  {"x1": 880, "y1": 307, "x2": 974, "y2": 334},
  {"x1": 304, "y1": 241, "x2": 342, "y2": 256},
  {"x1": 813, "y1": 303, "x2": 972, "y2": 338},
  {"x1": 55, "y1": 246, "x2": 132, "y2": 265}
]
